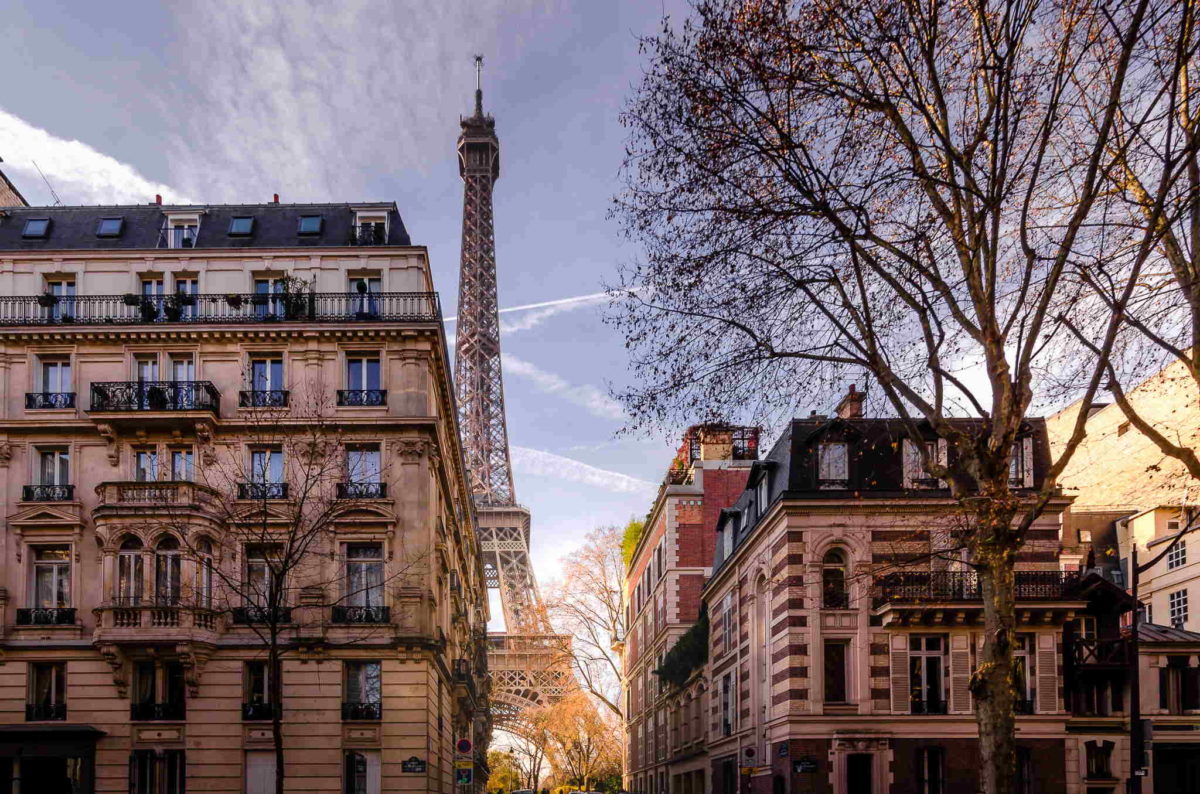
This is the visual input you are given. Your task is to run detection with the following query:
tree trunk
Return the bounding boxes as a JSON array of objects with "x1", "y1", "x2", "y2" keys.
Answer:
[
  {"x1": 974, "y1": 544, "x2": 1018, "y2": 794},
  {"x1": 270, "y1": 641, "x2": 285, "y2": 794}
]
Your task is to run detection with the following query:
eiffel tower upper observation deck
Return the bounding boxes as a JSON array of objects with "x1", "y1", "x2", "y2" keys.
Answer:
[{"x1": 454, "y1": 57, "x2": 572, "y2": 734}]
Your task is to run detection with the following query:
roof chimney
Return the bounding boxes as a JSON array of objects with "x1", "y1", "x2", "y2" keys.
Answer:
[
  {"x1": 273, "y1": 193, "x2": 279, "y2": 204},
  {"x1": 835, "y1": 384, "x2": 864, "y2": 419},
  {"x1": 155, "y1": 194, "x2": 162, "y2": 205}
]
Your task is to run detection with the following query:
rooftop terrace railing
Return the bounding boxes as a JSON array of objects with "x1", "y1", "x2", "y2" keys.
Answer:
[{"x1": 0, "y1": 291, "x2": 440, "y2": 326}]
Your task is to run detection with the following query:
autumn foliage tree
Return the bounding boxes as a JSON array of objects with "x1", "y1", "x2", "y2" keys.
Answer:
[{"x1": 610, "y1": 1, "x2": 1189, "y2": 791}]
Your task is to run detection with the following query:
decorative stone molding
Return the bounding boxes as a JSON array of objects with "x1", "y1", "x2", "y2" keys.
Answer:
[
  {"x1": 392, "y1": 438, "x2": 431, "y2": 462},
  {"x1": 98, "y1": 643, "x2": 129, "y2": 696},
  {"x1": 176, "y1": 642, "x2": 215, "y2": 697},
  {"x1": 0, "y1": 441, "x2": 12, "y2": 467},
  {"x1": 96, "y1": 424, "x2": 120, "y2": 465},
  {"x1": 831, "y1": 736, "x2": 889, "y2": 753}
]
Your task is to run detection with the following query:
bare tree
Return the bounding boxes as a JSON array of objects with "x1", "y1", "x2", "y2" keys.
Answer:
[
  {"x1": 542, "y1": 526, "x2": 626, "y2": 718},
  {"x1": 507, "y1": 728, "x2": 549, "y2": 791},
  {"x1": 135, "y1": 387, "x2": 424, "y2": 794},
  {"x1": 610, "y1": 2, "x2": 1170, "y2": 790}
]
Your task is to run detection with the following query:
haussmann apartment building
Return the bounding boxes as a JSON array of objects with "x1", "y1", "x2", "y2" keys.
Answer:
[{"x1": 0, "y1": 200, "x2": 490, "y2": 794}]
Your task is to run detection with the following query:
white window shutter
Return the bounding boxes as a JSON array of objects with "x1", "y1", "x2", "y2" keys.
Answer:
[
  {"x1": 902, "y1": 439, "x2": 920, "y2": 488},
  {"x1": 890, "y1": 635, "x2": 910, "y2": 713},
  {"x1": 936, "y1": 439, "x2": 948, "y2": 487},
  {"x1": 949, "y1": 635, "x2": 972, "y2": 713},
  {"x1": 1036, "y1": 633, "x2": 1058, "y2": 713},
  {"x1": 1022, "y1": 437, "x2": 1035, "y2": 488}
]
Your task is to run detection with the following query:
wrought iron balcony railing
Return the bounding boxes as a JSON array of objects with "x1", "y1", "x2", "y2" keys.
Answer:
[
  {"x1": 25, "y1": 392, "x2": 75, "y2": 409},
  {"x1": 16, "y1": 607, "x2": 76, "y2": 626},
  {"x1": 0, "y1": 292, "x2": 439, "y2": 325},
  {"x1": 341, "y1": 701, "x2": 382, "y2": 720},
  {"x1": 130, "y1": 701, "x2": 186, "y2": 721},
  {"x1": 1071, "y1": 637, "x2": 1132, "y2": 667},
  {"x1": 91, "y1": 380, "x2": 220, "y2": 413},
  {"x1": 336, "y1": 482, "x2": 387, "y2": 499},
  {"x1": 26, "y1": 703, "x2": 67, "y2": 721},
  {"x1": 232, "y1": 606, "x2": 293, "y2": 625},
  {"x1": 239, "y1": 390, "x2": 289, "y2": 408},
  {"x1": 873, "y1": 571, "x2": 1082, "y2": 607},
  {"x1": 242, "y1": 702, "x2": 281, "y2": 721},
  {"x1": 22, "y1": 484, "x2": 74, "y2": 502},
  {"x1": 332, "y1": 605, "x2": 390, "y2": 624},
  {"x1": 348, "y1": 224, "x2": 387, "y2": 246},
  {"x1": 337, "y1": 389, "x2": 386, "y2": 407},
  {"x1": 238, "y1": 482, "x2": 289, "y2": 500}
]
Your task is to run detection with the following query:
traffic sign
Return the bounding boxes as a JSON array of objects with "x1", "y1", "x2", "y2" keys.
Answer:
[
  {"x1": 456, "y1": 738, "x2": 473, "y2": 756},
  {"x1": 455, "y1": 768, "x2": 473, "y2": 785},
  {"x1": 455, "y1": 760, "x2": 474, "y2": 770}
]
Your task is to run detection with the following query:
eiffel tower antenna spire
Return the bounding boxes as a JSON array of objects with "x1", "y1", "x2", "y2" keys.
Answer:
[{"x1": 474, "y1": 54, "x2": 484, "y2": 117}]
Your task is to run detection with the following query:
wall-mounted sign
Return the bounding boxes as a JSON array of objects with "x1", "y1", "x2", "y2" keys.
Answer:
[
  {"x1": 456, "y1": 738, "x2": 473, "y2": 756},
  {"x1": 777, "y1": 743, "x2": 789, "y2": 758},
  {"x1": 401, "y1": 757, "x2": 426, "y2": 774},
  {"x1": 454, "y1": 760, "x2": 474, "y2": 770},
  {"x1": 793, "y1": 757, "x2": 818, "y2": 774},
  {"x1": 455, "y1": 768, "x2": 474, "y2": 785}
]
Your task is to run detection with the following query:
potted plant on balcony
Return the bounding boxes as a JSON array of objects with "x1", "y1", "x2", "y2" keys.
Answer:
[
  {"x1": 123, "y1": 293, "x2": 141, "y2": 307},
  {"x1": 138, "y1": 298, "x2": 159, "y2": 323},
  {"x1": 163, "y1": 292, "x2": 192, "y2": 322},
  {"x1": 225, "y1": 294, "x2": 244, "y2": 309},
  {"x1": 278, "y1": 275, "x2": 314, "y2": 320},
  {"x1": 37, "y1": 291, "x2": 59, "y2": 308}
]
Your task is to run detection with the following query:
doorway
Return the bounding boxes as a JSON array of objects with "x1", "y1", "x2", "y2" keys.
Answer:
[
  {"x1": 846, "y1": 754, "x2": 873, "y2": 793},
  {"x1": 1154, "y1": 745, "x2": 1200, "y2": 794}
]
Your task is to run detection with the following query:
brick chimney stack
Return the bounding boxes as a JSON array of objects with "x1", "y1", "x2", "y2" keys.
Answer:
[{"x1": 836, "y1": 384, "x2": 864, "y2": 419}]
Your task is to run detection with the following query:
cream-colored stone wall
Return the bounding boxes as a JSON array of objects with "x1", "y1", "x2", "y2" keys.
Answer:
[{"x1": 0, "y1": 244, "x2": 488, "y2": 794}]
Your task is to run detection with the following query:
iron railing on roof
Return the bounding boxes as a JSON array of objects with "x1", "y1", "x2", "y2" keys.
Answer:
[
  {"x1": 0, "y1": 292, "x2": 440, "y2": 326},
  {"x1": 872, "y1": 570, "x2": 1081, "y2": 607}
]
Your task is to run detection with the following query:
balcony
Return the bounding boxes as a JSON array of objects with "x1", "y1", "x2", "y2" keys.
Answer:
[
  {"x1": 239, "y1": 390, "x2": 289, "y2": 408},
  {"x1": 95, "y1": 481, "x2": 217, "y2": 509},
  {"x1": 90, "y1": 381, "x2": 220, "y2": 414},
  {"x1": 232, "y1": 606, "x2": 293, "y2": 625},
  {"x1": 336, "y1": 482, "x2": 387, "y2": 499},
  {"x1": 331, "y1": 605, "x2": 390, "y2": 624},
  {"x1": 94, "y1": 601, "x2": 219, "y2": 636},
  {"x1": 873, "y1": 571, "x2": 1083, "y2": 626},
  {"x1": 1070, "y1": 637, "x2": 1132, "y2": 669},
  {"x1": 16, "y1": 607, "x2": 76, "y2": 626},
  {"x1": 242, "y1": 702, "x2": 280, "y2": 721},
  {"x1": 341, "y1": 701, "x2": 382, "y2": 720},
  {"x1": 25, "y1": 392, "x2": 75, "y2": 410},
  {"x1": 25, "y1": 703, "x2": 67, "y2": 721},
  {"x1": 0, "y1": 292, "x2": 440, "y2": 326},
  {"x1": 22, "y1": 484, "x2": 74, "y2": 502},
  {"x1": 238, "y1": 482, "x2": 289, "y2": 500},
  {"x1": 337, "y1": 390, "x2": 386, "y2": 407},
  {"x1": 130, "y1": 701, "x2": 186, "y2": 721},
  {"x1": 348, "y1": 224, "x2": 387, "y2": 246}
]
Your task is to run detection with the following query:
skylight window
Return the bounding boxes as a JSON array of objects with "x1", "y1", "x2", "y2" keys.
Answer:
[
  {"x1": 298, "y1": 215, "x2": 323, "y2": 235},
  {"x1": 228, "y1": 217, "x2": 255, "y2": 236},
  {"x1": 96, "y1": 217, "x2": 124, "y2": 237},
  {"x1": 22, "y1": 218, "x2": 50, "y2": 239}
]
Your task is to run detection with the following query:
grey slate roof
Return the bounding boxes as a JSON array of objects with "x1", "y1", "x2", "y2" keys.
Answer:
[
  {"x1": 1134, "y1": 622, "x2": 1200, "y2": 644},
  {"x1": 0, "y1": 202, "x2": 411, "y2": 250}
]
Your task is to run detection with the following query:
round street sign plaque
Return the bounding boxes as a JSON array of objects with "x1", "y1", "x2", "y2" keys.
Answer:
[{"x1": 456, "y1": 738, "x2": 473, "y2": 756}]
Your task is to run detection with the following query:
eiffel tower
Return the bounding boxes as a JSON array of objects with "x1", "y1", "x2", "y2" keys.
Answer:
[{"x1": 454, "y1": 57, "x2": 572, "y2": 735}]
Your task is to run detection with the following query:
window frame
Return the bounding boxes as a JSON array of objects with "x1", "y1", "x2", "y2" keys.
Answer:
[
  {"x1": 822, "y1": 638, "x2": 850, "y2": 703},
  {"x1": 345, "y1": 354, "x2": 382, "y2": 391},
  {"x1": 22, "y1": 218, "x2": 50, "y2": 239},
  {"x1": 228, "y1": 216, "x2": 255, "y2": 236},
  {"x1": 1169, "y1": 588, "x2": 1189, "y2": 629},
  {"x1": 344, "y1": 543, "x2": 385, "y2": 608},
  {"x1": 38, "y1": 357, "x2": 72, "y2": 394},
  {"x1": 917, "y1": 746, "x2": 944, "y2": 794},
  {"x1": 28, "y1": 661, "x2": 67, "y2": 709},
  {"x1": 30, "y1": 545, "x2": 72, "y2": 609},
  {"x1": 909, "y1": 634, "x2": 948, "y2": 714},
  {"x1": 96, "y1": 217, "x2": 124, "y2": 237},
  {"x1": 817, "y1": 441, "x2": 849, "y2": 488},
  {"x1": 36, "y1": 446, "x2": 70, "y2": 486},
  {"x1": 298, "y1": 215, "x2": 323, "y2": 235},
  {"x1": 343, "y1": 660, "x2": 382, "y2": 705},
  {"x1": 1167, "y1": 539, "x2": 1187, "y2": 570}
]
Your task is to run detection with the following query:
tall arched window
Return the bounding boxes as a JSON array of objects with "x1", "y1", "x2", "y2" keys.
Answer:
[
  {"x1": 117, "y1": 537, "x2": 144, "y2": 604},
  {"x1": 155, "y1": 535, "x2": 182, "y2": 605},
  {"x1": 195, "y1": 538, "x2": 214, "y2": 608},
  {"x1": 822, "y1": 548, "x2": 849, "y2": 609}
]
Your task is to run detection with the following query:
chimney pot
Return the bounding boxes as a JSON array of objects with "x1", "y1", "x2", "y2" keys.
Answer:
[
  {"x1": 836, "y1": 384, "x2": 865, "y2": 419},
  {"x1": 155, "y1": 194, "x2": 162, "y2": 205},
  {"x1": 273, "y1": 193, "x2": 279, "y2": 204}
]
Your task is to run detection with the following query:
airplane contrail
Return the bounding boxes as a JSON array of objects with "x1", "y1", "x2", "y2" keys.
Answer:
[{"x1": 443, "y1": 290, "x2": 614, "y2": 324}]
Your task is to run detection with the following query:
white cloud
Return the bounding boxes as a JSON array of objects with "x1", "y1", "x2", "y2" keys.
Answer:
[
  {"x1": 445, "y1": 289, "x2": 613, "y2": 331},
  {"x1": 165, "y1": 1, "x2": 557, "y2": 201},
  {"x1": 511, "y1": 446, "x2": 655, "y2": 495},
  {"x1": 0, "y1": 108, "x2": 192, "y2": 205},
  {"x1": 503, "y1": 353, "x2": 624, "y2": 420}
]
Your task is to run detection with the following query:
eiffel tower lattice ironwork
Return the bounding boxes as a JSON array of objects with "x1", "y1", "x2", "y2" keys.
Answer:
[{"x1": 454, "y1": 57, "x2": 572, "y2": 735}]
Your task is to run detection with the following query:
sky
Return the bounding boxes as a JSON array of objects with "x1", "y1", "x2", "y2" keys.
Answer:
[{"x1": 0, "y1": 0, "x2": 696, "y2": 618}]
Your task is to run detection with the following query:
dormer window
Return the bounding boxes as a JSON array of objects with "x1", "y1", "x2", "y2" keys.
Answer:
[
  {"x1": 903, "y1": 438, "x2": 947, "y2": 489},
  {"x1": 96, "y1": 217, "x2": 124, "y2": 237},
  {"x1": 352, "y1": 211, "x2": 388, "y2": 246},
  {"x1": 228, "y1": 217, "x2": 255, "y2": 236},
  {"x1": 163, "y1": 213, "x2": 201, "y2": 249},
  {"x1": 818, "y1": 442, "x2": 849, "y2": 489},
  {"x1": 298, "y1": 215, "x2": 323, "y2": 235},
  {"x1": 22, "y1": 218, "x2": 50, "y2": 239},
  {"x1": 1008, "y1": 437, "x2": 1034, "y2": 488}
]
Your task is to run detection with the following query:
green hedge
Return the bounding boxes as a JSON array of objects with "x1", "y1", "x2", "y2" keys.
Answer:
[{"x1": 652, "y1": 606, "x2": 708, "y2": 690}]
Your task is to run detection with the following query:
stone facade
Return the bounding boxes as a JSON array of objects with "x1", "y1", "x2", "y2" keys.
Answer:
[
  {"x1": 0, "y1": 203, "x2": 489, "y2": 794},
  {"x1": 623, "y1": 425, "x2": 757, "y2": 794}
]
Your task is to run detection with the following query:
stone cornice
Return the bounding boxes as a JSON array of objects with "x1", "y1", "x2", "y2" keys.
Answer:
[{"x1": 0, "y1": 324, "x2": 440, "y2": 344}]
